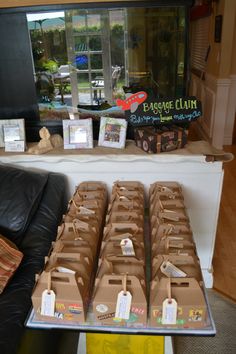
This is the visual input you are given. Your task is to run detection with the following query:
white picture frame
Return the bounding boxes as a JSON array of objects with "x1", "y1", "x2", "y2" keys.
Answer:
[
  {"x1": 0, "y1": 118, "x2": 26, "y2": 149},
  {"x1": 62, "y1": 118, "x2": 93, "y2": 149},
  {"x1": 98, "y1": 117, "x2": 127, "y2": 149}
]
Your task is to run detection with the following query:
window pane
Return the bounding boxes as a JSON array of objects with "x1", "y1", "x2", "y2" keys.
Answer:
[
  {"x1": 89, "y1": 36, "x2": 102, "y2": 51},
  {"x1": 75, "y1": 54, "x2": 88, "y2": 70},
  {"x1": 74, "y1": 36, "x2": 87, "y2": 52},
  {"x1": 72, "y1": 14, "x2": 86, "y2": 31},
  {"x1": 87, "y1": 14, "x2": 101, "y2": 28},
  {"x1": 91, "y1": 54, "x2": 103, "y2": 70}
]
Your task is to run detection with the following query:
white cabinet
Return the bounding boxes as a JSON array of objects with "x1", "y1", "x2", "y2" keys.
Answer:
[{"x1": 0, "y1": 141, "x2": 224, "y2": 287}]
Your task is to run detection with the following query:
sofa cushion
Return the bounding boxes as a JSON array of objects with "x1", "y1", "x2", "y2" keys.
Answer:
[
  {"x1": 19, "y1": 172, "x2": 68, "y2": 257},
  {"x1": 0, "y1": 164, "x2": 48, "y2": 245}
]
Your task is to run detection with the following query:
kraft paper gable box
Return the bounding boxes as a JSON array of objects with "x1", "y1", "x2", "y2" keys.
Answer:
[
  {"x1": 92, "y1": 274, "x2": 147, "y2": 326},
  {"x1": 101, "y1": 239, "x2": 145, "y2": 259},
  {"x1": 151, "y1": 255, "x2": 202, "y2": 283},
  {"x1": 63, "y1": 213, "x2": 101, "y2": 236},
  {"x1": 149, "y1": 277, "x2": 207, "y2": 328},
  {"x1": 154, "y1": 238, "x2": 196, "y2": 255},
  {"x1": 46, "y1": 252, "x2": 93, "y2": 279},
  {"x1": 57, "y1": 222, "x2": 98, "y2": 249},
  {"x1": 151, "y1": 219, "x2": 191, "y2": 243},
  {"x1": 151, "y1": 234, "x2": 195, "y2": 258},
  {"x1": 149, "y1": 181, "x2": 183, "y2": 200},
  {"x1": 52, "y1": 239, "x2": 94, "y2": 263},
  {"x1": 32, "y1": 271, "x2": 88, "y2": 323}
]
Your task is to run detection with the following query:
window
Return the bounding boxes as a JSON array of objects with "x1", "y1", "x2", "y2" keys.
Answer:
[
  {"x1": 190, "y1": 16, "x2": 210, "y2": 78},
  {"x1": 26, "y1": 5, "x2": 189, "y2": 121}
]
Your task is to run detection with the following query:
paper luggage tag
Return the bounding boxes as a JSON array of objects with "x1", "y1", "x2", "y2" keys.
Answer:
[
  {"x1": 120, "y1": 238, "x2": 135, "y2": 256},
  {"x1": 162, "y1": 298, "x2": 177, "y2": 325},
  {"x1": 159, "y1": 209, "x2": 180, "y2": 222},
  {"x1": 160, "y1": 261, "x2": 187, "y2": 278},
  {"x1": 41, "y1": 289, "x2": 56, "y2": 316},
  {"x1": 115, "y1": 290, "x2": 132, "y2": 320},
  {"x1": 56, "y1": 266, "x2": 76, "y2": 274},
  {"x1": 78, "y1": 206, "x2": 95, "y2": 215}
]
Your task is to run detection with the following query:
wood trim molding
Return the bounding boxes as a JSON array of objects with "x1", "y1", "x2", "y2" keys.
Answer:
[{"x1": 0, "y1": 0, "x2": 132, "y2": 8}]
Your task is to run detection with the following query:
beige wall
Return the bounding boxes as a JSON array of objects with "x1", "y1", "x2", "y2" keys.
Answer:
[
  {"x1": 231, "y1": 7, "x2": 236, "y2": 74},
  {"x1": 206, "y1": 0, "x2": 224, "y2": 77},
  {"x1": 206, "y1": 0, "x2": 236, "y2": 79}
]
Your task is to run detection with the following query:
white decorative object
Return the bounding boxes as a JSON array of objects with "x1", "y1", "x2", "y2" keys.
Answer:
[
  {"x1": 98, "y1": 116, "x2": 127, "y2": 149},
  {"x1": 63, "y1": 118, "x2": 93, "y2": 149},
  {"x1": 0, "y1": 118, "x2": 25, "y2": 149}
]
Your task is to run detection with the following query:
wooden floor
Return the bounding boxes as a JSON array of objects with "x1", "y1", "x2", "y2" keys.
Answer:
[
  {"x1": 188, "y1": 123, "x2": 236, "y2": 302},
  {"x1": 212, "y1": 144, "x2": 236, "y2": 302}
]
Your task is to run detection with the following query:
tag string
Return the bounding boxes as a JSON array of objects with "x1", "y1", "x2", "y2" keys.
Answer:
[
  {"x1": 123, "y1": 273, "x2": 127, "y2": 295},
  {"x1": 72, "y1": 220, "x2": 79, "y2": 236},
  {"x1": 167, "y1": 278, "x2": 172, "y2": 303},
  {"x1": 47, "y1": 271, "x2": 52, "y2": 294}
]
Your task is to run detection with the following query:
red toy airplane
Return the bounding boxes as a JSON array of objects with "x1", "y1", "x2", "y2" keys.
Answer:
[{"x1": 116, "y1": 91, "x2": 147, "y2": 113}]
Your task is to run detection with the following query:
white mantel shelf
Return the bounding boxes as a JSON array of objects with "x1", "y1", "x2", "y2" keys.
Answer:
[{"x1": 0, "y1": 140, "x2": 228, "y2": 288}]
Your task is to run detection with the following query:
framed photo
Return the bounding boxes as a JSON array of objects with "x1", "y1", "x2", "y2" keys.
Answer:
[
  {"x1": 214, "y1": 15, "x2": 223, "y2": 43},
  {"x1": 98, "y1": 117, "x2": 127, "y2": 149},
  {"x1": 63, "y1": 118, "x2": 93, "y2": 149},
  {"x1": 0, "y1": 118, "x2": 25, "y2": 149}
]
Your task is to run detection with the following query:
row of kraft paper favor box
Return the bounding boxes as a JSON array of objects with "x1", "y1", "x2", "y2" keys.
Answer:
[
  {"x1": 31, "y1": 180, "x2": 208, "y2": 329},
  {"x1": 92, "y1": 181, "x2": 147, "y2": 326},
  {"x1": 32, "y1": 181, "x2": 108, "y2": 323},
  {"x1": 149, "y1": 182, "x2": 207, "y2": 328}
]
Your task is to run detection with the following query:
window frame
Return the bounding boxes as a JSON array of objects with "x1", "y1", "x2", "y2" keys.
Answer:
[{"x1": 0, "y1": 0, "x2": 193, "y2": 141}]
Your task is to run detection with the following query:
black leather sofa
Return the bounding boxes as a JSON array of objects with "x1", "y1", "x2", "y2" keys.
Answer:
[{"x1": 0, "y1": 164, "x2": 69, "y2": 354}]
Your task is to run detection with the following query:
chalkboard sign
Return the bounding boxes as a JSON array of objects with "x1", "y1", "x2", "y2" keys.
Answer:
[{"x1": 121, "y1": 95, "x2": 202, "y2": 127}]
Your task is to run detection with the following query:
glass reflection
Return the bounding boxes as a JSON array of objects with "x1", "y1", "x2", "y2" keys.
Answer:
[{"x1": 27, "y1": 6, "x2": 186, "y2": 120}]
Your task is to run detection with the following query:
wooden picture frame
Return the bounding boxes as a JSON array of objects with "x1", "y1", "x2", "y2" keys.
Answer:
[{"x1": 214, "y1": 15, "x2": 222, "y2": 43}]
